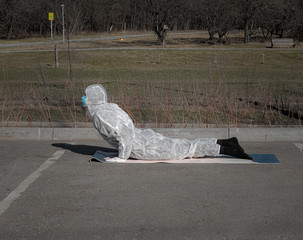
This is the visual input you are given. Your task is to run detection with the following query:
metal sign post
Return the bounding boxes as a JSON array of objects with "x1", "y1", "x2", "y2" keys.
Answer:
[
  {"x1": 50, "y1": 20, "x2": 53, "y2": 39},
  {"x1": 49, "y1": 12, "x2": 54, "y2": 40},
  {"x1": 61, "y1": 5, "x2": 65, "y2": 43}
]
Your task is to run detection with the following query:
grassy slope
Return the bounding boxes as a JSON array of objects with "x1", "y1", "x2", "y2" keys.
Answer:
[{"x1": 0, "y1": 31, "x2": 302, "y2": 127}]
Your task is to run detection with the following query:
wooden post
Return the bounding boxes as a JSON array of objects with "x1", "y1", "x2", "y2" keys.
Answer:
[
  {"x1": 214, "y1": 52, "x2": 218, "y2": 63},
  {"x1": 55, "y1": 45, "x2": 59, "y2": 67}
]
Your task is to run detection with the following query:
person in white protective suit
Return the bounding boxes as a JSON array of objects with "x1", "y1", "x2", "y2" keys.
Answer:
[{"x1": 82, "y1": 84, "x2": 252, "y2": 161}]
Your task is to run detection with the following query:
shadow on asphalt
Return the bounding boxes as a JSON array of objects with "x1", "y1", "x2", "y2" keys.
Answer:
[{"x1": 52, "y1": 143, "x2": 118, "y2": 156}]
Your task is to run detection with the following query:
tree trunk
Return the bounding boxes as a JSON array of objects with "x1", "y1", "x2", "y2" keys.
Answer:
[
  {"x1": 244, "y1": 21, "x2": 249, "y2": 43},
  {"x1": 40, "y1": 23, "x2": 43, "y2": 37},
  {"x1": 208, "y1": 28, "x2": 216, "y2": 40},
  {"x1": 218, "y1": 33, "x2": 224, "y2": 43}
]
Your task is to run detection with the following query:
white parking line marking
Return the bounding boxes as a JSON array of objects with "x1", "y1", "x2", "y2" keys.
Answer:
[
  {"x1": 0, "y1": 150, "x2": 65, "y2": 216},
  {"x1": 294, "y1": 143, "x2": 303, "y2": 153}
]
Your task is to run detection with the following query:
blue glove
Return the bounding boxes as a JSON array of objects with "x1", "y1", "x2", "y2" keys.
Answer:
[{"x1": 81, "y1": 95, "x2": 87, "y2": 107}]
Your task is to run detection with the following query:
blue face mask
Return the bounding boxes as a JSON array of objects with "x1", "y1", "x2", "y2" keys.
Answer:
[{"x1": 81, "y1": 95, "x2": 87, "y2": 107}]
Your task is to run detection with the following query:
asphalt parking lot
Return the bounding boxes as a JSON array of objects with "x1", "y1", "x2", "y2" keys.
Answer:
[{"x1": 0, "y1": 139, "x2": 303, "y2": 239}]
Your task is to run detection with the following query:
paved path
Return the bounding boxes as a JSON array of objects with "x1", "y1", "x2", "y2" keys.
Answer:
[
  {"x1": 1, "y1": 139, "x2": 303, "y2": 239},
  {"x1": 0, "y1": 33, "x2": 153, "y2": 48},
  {"x1": 1, "y1": 32, "x2": 302, "y2": 54},
  {"x1": 0, "y1": 32, "x2": 203, "y2": 48},
  {"x1": 1, "y1": 46, "x2": 302, "y2": 54}
]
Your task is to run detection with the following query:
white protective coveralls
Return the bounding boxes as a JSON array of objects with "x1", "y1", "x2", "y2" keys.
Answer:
[{"x1": 85, "y1": 84, "x2": 220, "y2": 160}]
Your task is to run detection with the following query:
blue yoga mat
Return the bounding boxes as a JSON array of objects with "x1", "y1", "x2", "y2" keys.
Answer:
[{"x1": 247, "y1": 154, "x2": 279, "y2": 164}]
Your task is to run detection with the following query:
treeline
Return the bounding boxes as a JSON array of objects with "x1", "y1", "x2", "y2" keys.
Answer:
[{"x1": 1, "y1": 0, "x2": 303, "y2": 42}]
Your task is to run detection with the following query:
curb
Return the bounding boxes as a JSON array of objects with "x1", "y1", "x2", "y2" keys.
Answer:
[{"x1": 0, "y1": 127, "x2": 302, "y2": 141}]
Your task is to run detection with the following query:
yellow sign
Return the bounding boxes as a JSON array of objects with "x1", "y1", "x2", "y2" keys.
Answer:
[{"x1": 49, "y1": 12, "x2": 54, "y2": 21}]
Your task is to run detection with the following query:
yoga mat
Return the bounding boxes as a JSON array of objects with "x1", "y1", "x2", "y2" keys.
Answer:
[{"x1": 91, "y1": 151, "x2": 279, "y2": 164}]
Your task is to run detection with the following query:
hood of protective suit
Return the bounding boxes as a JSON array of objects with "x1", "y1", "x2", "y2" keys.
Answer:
[
  {"x1": 85, "y1": 84, "x2": 108, "y2": 105},
  {"x1": 85, "y1": 84, "x2": 108, "y2": 120}
]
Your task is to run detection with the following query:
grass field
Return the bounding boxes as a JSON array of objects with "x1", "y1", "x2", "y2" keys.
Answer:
[{"x1": 1, "y1": 31, "x2": 302, "y2": 127}]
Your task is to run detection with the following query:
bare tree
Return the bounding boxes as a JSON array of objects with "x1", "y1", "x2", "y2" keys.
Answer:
[
  {"x1": 152, "y1": 12, "x2": 169, "y2": 45},
  {"x1": 256, "y1": 0, "x2": 301, "y2": 40},
  {"x1": 236, "y1": 0, "x2": 268, "y2": 43},
  {"x1": 127, "y1": 0, "x2": 153, "y2": 31},
  {"x1": 0, "y1": 0, "x2": 22, "y2": 39},
  {"x1": 1, "y1": 0, "x2": 303, "y2": 42},
  {"x1": 199, "y1": 0, "x2": 237, "y2": 43},
  {"x1": 150, "y1": 0, "x2": 169, "y2": 45}
]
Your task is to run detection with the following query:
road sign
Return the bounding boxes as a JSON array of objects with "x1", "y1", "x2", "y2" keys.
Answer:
[
  {"x1": 49, "y1": 12, "x2": 54, "y2": 21},
  {"x1": 49, "y1": 13, "x2": 54, "y2": 39}
]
